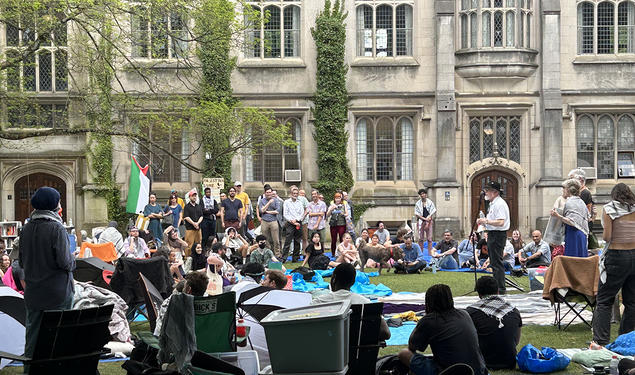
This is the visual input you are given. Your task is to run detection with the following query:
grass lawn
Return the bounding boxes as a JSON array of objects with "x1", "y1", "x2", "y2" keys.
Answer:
[{"x1": 1, "y1": 265, "x2": 619, "y2": 375}]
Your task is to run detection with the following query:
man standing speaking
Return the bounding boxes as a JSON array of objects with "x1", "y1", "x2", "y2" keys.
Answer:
[
  {"x1": 476, "y1": 182, "x2": 510, "y2": 294},
  {"x1": 19, "y1": 187, "x2": 75, "y2": 359}
]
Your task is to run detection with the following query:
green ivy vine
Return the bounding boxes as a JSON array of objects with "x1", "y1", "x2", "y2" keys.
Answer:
[{"x1": 311, "y1": 0, "x2": 353, "y2": 200}]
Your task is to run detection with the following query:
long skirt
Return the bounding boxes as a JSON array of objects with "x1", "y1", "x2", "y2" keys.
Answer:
[{"x1": 564, "y1": 224, "x2": 588, "y2": 257}]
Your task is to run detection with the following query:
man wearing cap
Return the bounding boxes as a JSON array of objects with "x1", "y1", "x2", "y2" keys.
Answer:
[
  {"x1": 183, "y1": 190, "x2": 203, "y2": 255},
  {"x1": 19, "y1": 186, "x2": 75, "y2": 360},
  {"x1": 476, "y1": 181, "x2": 510, "y2": 294},
  {"x1": 234, "y1": 181, "x2": 252, "y2": 240}
]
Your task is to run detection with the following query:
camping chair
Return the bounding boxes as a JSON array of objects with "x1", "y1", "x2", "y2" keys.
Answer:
[
  {"x1": 0, "y1": 305, "x2": 113, "y2": 375},
  {"x1": 74, "y1": 257, "x2": 115, "y2": 290},
  {"x1": 347, "y1": 302, "x2": 386, "y2": 375},
  {"x1": 139, "y1": 273, "x2": 165, "y2": 333},
  {"x1": 193, "y1": 291, "x2": 247, "y2": 353},
  {"x1": 79, "y1": 241, "x2": 118, "y2": 263},
  {"x1": 542, "y1": 255, "x2": 599, "y2": 331}
]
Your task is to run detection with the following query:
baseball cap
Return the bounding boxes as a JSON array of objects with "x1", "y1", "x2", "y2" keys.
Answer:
[{"x1": 234, "y1": 181, "x2": 242, "y2": 186}]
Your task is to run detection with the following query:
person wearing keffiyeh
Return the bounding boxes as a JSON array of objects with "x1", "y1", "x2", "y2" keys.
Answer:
[{"x1": 467, "y1": 276, "x2": 522, "y2": 370}]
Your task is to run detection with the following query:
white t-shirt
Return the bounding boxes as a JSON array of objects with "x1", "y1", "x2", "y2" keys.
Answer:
[{"x1": 485, "y1": 196, "x2": 510, "y2": 231}]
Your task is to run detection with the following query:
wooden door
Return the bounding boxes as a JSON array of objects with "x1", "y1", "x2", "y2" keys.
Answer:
[
  {"x1": 14, "y1": 173, "x2": 67, "y2": 223},
  {"x1": 470, "y1": 169, "x2": 518, "y2": 236}
]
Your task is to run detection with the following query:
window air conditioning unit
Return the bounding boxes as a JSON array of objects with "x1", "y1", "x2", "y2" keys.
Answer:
[
  {"x1": 285, "y1": 169, "x2": 302, "y2": 182},
  {"x1": 580, "y1": 167, "x2": 597, "y2": 180}
]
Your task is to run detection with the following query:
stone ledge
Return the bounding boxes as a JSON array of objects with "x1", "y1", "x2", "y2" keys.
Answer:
[
  {"x1": 237, "y1": 58, "x2": 306, "y2": 69},
  {"x1": 572, "y1": 55, "x2": 635, "y2": 64},
  {"x1": 455, "y1": 49, "x2": 539, "y2": 78},
  {"x1": 350, "y1": 56, "x2": 420, "y2": 67}
]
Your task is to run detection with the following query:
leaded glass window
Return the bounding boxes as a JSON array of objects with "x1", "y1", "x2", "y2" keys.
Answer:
[
  {"x1": 468, "y1": 116, "x2": 521, "y2": 164},
  {"x1": 576, "y1": 113, "x2": 635, "y2": 179},
  {"x1": 356, "y1": 116, "x2": 414, "y2": 181},
  {"x1": 459, "y1": 0, "x2": 531, "y2": 49},
  {"x1": 245, "y1": 1, "x2": 301, "y2": 59},
  {"x1": 355, "y1": 1, "x2": 414, "y2": 57},
  {"x1": 7, "y1": 102, "x2": 68, "y2": 129},
  {"x1": 3, "y1": 17, "x2": 68, "y2": 92},
  {"x1": 131, "y1": 118, "x2": 190, "y2": 183},
  {"x1": 246, "y1": 117, "x2": 302, "y2": 183},
  {"x1": 577, "y1": 0, "x2": 635, "y2": 55},
  {"x1": 131, "y1": 8, "x2": 188, "y2": 59}
]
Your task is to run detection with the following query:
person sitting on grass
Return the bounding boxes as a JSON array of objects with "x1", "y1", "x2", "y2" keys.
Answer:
[
  {"x1": 457, "y1": 232, "x2": 479, "y2": 268},
  {"x1": 399, "y1": 284, "x2": 488, "y2": 375},
  {"x1": 467, "y1": 276, "x2": 522, "y2": 370},
  {"x1": 262, "y1": 269, "x2": 287, "y2": 290},
  {"x1": 394, "y1": 235, "x2": 426, "y2": 274},
  {"x1": 302, "y1": 232, "x2": 339, "y2": 270},
  {"x1": 223, "y1": 227, "x2": 249, "y2": 262},
  {"x1": 430, "y1": 230, "x2": 459, "y2": 269},
  {"x1": 480, "y1": 238, "x2": 515, "y2": 272},
  {"x1": 359, "y1": 233, "x2": 389, "y2": 274},
  {"x1": 517, "y1": 230, "x2": 551, "y2": 268},
  {"x1": 335, "y1": 233, "x2": 362, "y2": 267},
  {"x1": 312, "y1": 263, "x2": 391, "y2": 341},
  {"x1": 355, "y1": 228, "x2": 370, "y2": 248},
  {"x1": 248, "y1": 234, "x2": 285, "y2": 270}
]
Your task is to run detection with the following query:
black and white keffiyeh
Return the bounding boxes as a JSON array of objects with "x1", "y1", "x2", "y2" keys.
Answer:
[{"x1": 468, "y1": 295, "x2": 515, "y2": 328}]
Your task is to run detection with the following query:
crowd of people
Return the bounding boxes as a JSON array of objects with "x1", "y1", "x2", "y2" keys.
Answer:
[{"x1": 2, "y1": 173, "x2": 634, "y2": 375}]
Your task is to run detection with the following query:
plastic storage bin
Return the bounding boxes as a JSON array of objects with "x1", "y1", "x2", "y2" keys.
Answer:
[
  {"x1": 261, "y1": 300, "x2": 351, "y2": 374},
  {"x1": 192, "y1": 350, "x2": 259, "y2": 375}
]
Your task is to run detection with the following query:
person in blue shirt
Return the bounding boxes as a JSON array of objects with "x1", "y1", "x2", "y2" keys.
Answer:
[{"x1": 394, "y1": 235, "x2": 426, "y2": 274}]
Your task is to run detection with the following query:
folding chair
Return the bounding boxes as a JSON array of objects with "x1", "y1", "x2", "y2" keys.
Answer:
[
  {"x1": 553, "y1": 289, "x2": 596, "y2": 330},
  {"x1": 542, "y1": 255, "x2": 599, "y2": 331},
  {"x1": 193, "y1": 292, "x2": 240, "y2": 353},
  {"x1": 0, "y1": 305, "x2": 113, "y2": 375},
  {"x1": 347, "y1": 302, "x2": 386, "y2": 375}
]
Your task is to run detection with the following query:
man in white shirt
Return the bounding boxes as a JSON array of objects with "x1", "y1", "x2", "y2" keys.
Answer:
[
  {"x1": 414, "y1": 188, "x2": 437, "y2": 256},
  {"x1": 282, "y1": 186, "x2": 304, "y2": 262},
  {"x1": 476, "y1": 181, "x2": 510, "y2": 294}
]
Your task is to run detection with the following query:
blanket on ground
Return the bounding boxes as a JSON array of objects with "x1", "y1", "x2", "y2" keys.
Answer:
[
  {"x1": 73, "y1": 281, "x2": 131, "y2": 343},
  {"x1": 542, "y1": 255, "x2": 599, "y2": 304},
  {"x1": 379, "y1": 291, "x2": 593, "y2": 326}
]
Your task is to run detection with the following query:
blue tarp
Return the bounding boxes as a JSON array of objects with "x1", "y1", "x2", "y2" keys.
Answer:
[
  {"x1": 386, "y1": 321, "x2": 417, "y2": 346},
  {"x1": 607, "y1": 331, "x2": 635, "y2": 356},
  {"x1": 288, "y1": 269, "x2": 391, "y2": 295}
]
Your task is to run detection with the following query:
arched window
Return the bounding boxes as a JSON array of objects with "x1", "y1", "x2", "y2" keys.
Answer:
[
  {"x1": 355, "y1": 2, "x2": 413, "y2": 57},
  {"x1": 577, "y1": 0, "x2": 635, "y2": 55},
  {"x1": 355, "y1": 116, "x2": 414, "y2": 181},
  {"x1": 459, "y1": 0, "x2": 531, "y2": 49},
  {"x1": 245, "y1": 0, "x2": 301, "y2": 59},
  {"x1": 576, "y1": 113, "x2": 635, "y2": 179},
  {"x1": 468, "y1": 116, "x2": 521, "y2": 164},
  {"x1": 246, "y1": 117, "x2": 302, "y2": 182}
]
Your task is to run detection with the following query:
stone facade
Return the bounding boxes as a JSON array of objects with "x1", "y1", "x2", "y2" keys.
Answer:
[{"x1": 1, "y1": 0, "x2": 634, "y2": 238}]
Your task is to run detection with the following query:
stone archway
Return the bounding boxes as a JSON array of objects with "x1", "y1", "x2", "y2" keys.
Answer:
[
  {"x1": 470, "y1": 169, "x2": 519, "y2": 236},
  {"x1": 2, "y1": 161, "x2": 76, "y2": 224},
  {"x1": 14, "y1": 173, "x2": 67, "y2": 223}
]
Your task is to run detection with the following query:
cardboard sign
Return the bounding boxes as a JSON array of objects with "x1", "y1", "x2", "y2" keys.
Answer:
[{"x1": 202, "y1": 178, "x2": 224, "y2": 202}]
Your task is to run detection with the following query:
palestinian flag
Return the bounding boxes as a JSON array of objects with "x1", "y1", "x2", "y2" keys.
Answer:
[{"x1": 126, "y1": 156, "x2": 150, "y2": 213}]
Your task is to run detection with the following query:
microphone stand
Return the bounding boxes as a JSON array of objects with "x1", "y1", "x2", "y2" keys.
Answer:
[{"x1": 462, "y1": 193, "x2": 485, "y2": 296}]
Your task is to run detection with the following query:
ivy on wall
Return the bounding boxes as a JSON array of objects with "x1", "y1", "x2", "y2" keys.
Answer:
[{"x1": 311, "y1": 0, "x2": 354, "y2": 200}]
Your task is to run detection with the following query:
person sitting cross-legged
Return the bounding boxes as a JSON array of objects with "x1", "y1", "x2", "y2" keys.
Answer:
[
  {"x1": 312, "y1": 263, "x2": 391, "y2": 341},
  {"x1": 394, "y1": 235, "x2": 426, "y2": 274},
  {"x1": 398, "y1": 284, "x2": 488, "y2": 375},
  {"x1": 467, "y1": 276, "x2": 522, "y2": 370},
  {"x1": 517, "y1": 230, "x2": 551, "y2": 268},
  {"x1": 430, "y1": 230, "x2": 459, "y2": 269},
  {"x1": 248, "y1": 234, "x2": 284, "y2": 270}
]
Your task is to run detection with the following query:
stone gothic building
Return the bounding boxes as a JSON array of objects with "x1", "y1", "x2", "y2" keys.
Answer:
[{"x1": 1, "y1": 0, "x2": 634, "y2": 237}]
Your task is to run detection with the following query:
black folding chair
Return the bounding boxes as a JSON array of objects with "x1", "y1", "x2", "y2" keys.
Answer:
[
  {"x1": 347, "y1": 302, "x2": 386, "y2": 375},
  {"x1": 553, "y1": 289, "x2": 596, "y2": 330},
  {"x1": 0, "y1": 305, "x2": 113, "y2": 375}
]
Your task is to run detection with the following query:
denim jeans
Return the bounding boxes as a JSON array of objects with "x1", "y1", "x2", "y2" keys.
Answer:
[
  {"x1": 438, "y1": 255, "x2": 458, "y2": 270},
  {"x1": 592, "y1": 249, "x2": 635, "y2": 345},
  {"x1": 410, "y1": 353, "x2": 438, "y2": 375}
]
